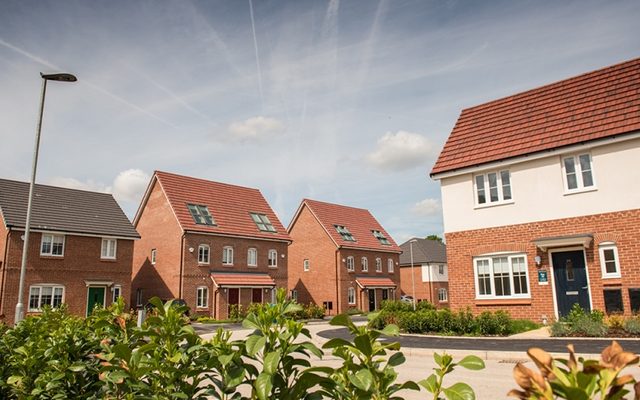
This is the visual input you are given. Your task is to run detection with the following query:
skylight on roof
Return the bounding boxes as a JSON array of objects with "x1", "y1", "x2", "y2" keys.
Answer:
[
  {"x1": 372, "y1": 230, "x2": 391, "y2": 245},
  {"x1": 250, "y1": 212, "x2": 276, "y2": 232},
  {"x1": 187, "y1": 204, "x2": 215, "y2": 225},
  {"x1": 335, "y1": 225, "x2": 356, "y2": 242}
]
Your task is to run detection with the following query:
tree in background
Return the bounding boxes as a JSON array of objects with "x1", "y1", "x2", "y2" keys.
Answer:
[{"x1": 425, "y1": 234, "x2": 443, "y2": 243}]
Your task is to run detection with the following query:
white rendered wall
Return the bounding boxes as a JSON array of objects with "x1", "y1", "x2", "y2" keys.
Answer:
[
  {"x1": 421, "y1": 263, "x2": 448, "y2": 282},
  {"x1": 440, "y1": 137, "x2": 640, "y2": 233}
]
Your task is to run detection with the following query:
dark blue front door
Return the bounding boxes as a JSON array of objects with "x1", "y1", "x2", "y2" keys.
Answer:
[{"x1": 552, "y1": 250, "x2": 590, "y2": 317}]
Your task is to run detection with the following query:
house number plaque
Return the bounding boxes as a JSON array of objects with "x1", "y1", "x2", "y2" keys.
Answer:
[{"x1": 538, "y1": 269, "x2": 549, "y2": 285}]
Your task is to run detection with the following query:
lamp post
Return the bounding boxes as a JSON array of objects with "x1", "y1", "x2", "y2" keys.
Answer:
[
  {"x1": 409, "y1": 239, "x2": 417, "y2": 311},
  {"x1": 14, "y1": 72, "x2": 77, "y2": 324}
]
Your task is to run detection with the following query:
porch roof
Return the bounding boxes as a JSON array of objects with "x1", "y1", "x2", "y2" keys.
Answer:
[
  {"x1": 355, "y1": 276, "x2": 397, "y2": 289},
  {"x1": 533, "y1": 234, "x2": 593, "y2": 251},
  {"x1": 210, "y1": 272, "x2": 275, "y2": 288}
]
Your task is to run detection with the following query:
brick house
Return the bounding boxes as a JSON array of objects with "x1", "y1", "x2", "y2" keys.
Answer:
[
  {"x1": 131, "y1": 171, "x2": 291, "y2": 319},
  {"x1": 398, "y1": 238, "x2": 448, "y2": 307},
  {"x1": 288, "y1": 199, "x2": 401, "y2": 315},
  {"x1": 0, "y1": 178, "x2": 139, "y2": 325},
  {"x1": 430, "y1": 58, "x2": 640, "y2": 321}
]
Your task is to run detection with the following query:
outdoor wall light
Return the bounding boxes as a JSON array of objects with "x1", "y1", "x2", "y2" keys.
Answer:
[
  {"x1": 534, "y1": 255, "x2": 542, "y2": 266},
  {"x1": 188, "y1": 247, "x2": 195, "y2": 253}
]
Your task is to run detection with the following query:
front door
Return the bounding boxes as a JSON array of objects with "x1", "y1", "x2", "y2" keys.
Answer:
[
  {"x1": 382, "y1": 289, "x2": 388, "y2": 301},
  {"x1": 252, "y1": 288, "x2": 263, "y2": 304},
  {"x1": 368, "y1": 289, "x2": 376, "y2": 312},
  {"x1": 87, "y1": 287, "x2": 105, "y2": 316},
  {"x1": 552, "y1": 250, "x2": 591, "y2": 317}
]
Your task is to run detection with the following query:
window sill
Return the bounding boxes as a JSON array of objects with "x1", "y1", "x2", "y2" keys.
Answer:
[
  {"x1": 602, "y1": 278, "x2": 622, "y2": 286},
  {"x1": 474, "y1": 200, "x2": 514, "y2": 210},
  {"x1": 563, "y1": 187, "x2": 597, "y2": 196},
  {"x1": 100, "y1": 258, "x2": 118, "y2": 262},
  {"x1": 40, "y1": 255, "x2": 64, "y2": 259},
  {"x1": 223, "y1": 264, "x2": 234, "y2": 267},
  {"x1": 268, "y1": 266, "x2": 278, "y2": 269},
  {"x1": 248, "y1": 265, "x2": 257, "y2": 268},
  {"x1": 475, "y1": 298, "x2": 532, "y2": 306}
]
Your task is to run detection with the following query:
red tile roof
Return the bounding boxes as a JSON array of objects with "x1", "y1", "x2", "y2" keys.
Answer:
[
  {"x1": 355, "y1": 276, "x2": 397, "y2": 289},
  {"x1": 211, "y1": 272, "x2": 275, "y2": 287},
  {"x1": 153, "y1": 171, "x2": 291, "y2": 241},
  {"x1": 431, "y1": 57, "x2": 640, "y2": 175},
  {"x1": 296, "y1": 199, "x2": 401, "y2": 253}
]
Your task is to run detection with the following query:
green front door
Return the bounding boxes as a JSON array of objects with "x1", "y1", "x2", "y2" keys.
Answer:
[{"x1": 87, "y1": 287, "x2": 105, "y2": 316}]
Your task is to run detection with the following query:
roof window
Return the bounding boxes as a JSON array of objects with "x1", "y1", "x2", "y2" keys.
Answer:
[
  {"x1": 372, "y1": 230, "x2": 391, "y2": 245},
  {"x1": 335, "y1": 225, "x2": 356, "y2": 242},
  {"x1": 250, "y1": 213, "x2": 276, "y2": 232},
  {"x1": 187, "y1": 204, "x2": 215, "y2": 225}
]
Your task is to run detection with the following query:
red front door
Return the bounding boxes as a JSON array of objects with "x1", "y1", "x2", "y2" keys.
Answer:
[
  {"x1": 252, "y1": 288, "x2": 263, "y2": 303},
  {"x1": 227, "y1": 288, "x2": 240, "y2": 316}
]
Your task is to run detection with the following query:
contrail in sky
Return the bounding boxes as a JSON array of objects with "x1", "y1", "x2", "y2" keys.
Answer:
[{"x1": 248, "y1": 0, "x2": 265, "y2": 107}]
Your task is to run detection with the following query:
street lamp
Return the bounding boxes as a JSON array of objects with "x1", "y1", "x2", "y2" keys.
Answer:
[
  {"x1": 14, "y1": 72, "x2": 77, "y2": 324},
  {"x1": 409, "y1": 239, "x2": 418, "y2": 311}
]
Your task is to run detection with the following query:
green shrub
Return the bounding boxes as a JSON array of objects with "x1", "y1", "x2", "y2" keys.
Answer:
[
  {"x1": 452, "y1": 308, "x2": 476, "y2": 335},
  {"x1": 416, "y1": 300, "x2": 436, "y2": 311},
  {"x1": 623, "y1": 316, "x2": 640, "y2": 334},
  {"x1": 380, "y1": 299, "x2": 413, "y2": 312},
  {"x1": 550, "y1": 321, "x2": 571, "y2": 337},
  {"x1": 508, "y1": 319, "x2": 541, "y2": 335}
]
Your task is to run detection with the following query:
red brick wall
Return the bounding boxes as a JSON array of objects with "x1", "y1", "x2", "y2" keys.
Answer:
[
  {"x1": 132, "y1": 180, "x2": 183, "y2": 306},
  {"x1": 181, "y1": 233, "x2": 288, "y2": 319},
  {"x1": 0, "y1": 222, "x2": 8, "y2": 317},
  {"x1": 399, "y1": 265, "x2": 449, "y2": 307},
  {"x1": 446, "y1": 209, "x2": 640, "y2": 320},
  {"x1": 0, "y1": 230, "x2": 133, "y2": 325}
]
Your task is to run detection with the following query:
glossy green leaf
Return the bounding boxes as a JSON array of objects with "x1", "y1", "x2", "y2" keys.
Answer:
[
  {"x1": 457, "y1": 355, "x2": 485, "y2": 370},
  {"x1": 442, "y1": 382, "x2": 476, "y2": 400},
  {"x1": 255, "y1": 372, "x2": 273, "y2": 400},
  {"x1": 419, "y1": 374, "x2": 438, "y2": 393}
]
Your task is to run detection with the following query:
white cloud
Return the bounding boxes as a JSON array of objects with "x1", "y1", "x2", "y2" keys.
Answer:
[
  {"x1": 412, "y1": 198, "x2": 441, "y2": 216},
  {"x1": 366, "y1": 131, "x2": 434, "y2": 171},
  {"x1": 228, "y1": 116, "x2": 285, "y2": 140},
  {"x1": 112, "y1": 169, "x2": 150, "y2": 203}
]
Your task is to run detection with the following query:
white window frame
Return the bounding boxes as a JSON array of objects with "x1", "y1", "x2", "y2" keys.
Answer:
[
  {"x1": 101, "y1": 238, "x2": 117, "y2": 260},
  {"x1": 40, "y1": 234, "x2": 65, "y2": 257},
  {"x1": 347, "y1": 287, "x2": 356, "y2": 305},
  {"x1": 112, "y1": 285, "x2": 122, "y2": 302},
  {"x1": 136, "y1": 288, "x2": 143, "y2": 306},
  {"x1": 247, "y1": 248, "x2": 258, "y2": 267},
  {"x1": 28, "y1": 284, "x2": 65, "y2": 311},
  {"x1": 346, "y1": 256, "x2": 355, "y2": 272},
  {"x1": 303, "y1": 259, "x2": 310, "y2": 272},
  {"x1": 268, "y1": 249, "x2": 277, "y2": 268},
  {"x1": 151, "y1": 249, "x2": 157, "y2": 265},
  {"x1": 196, "y1": 286, "x2": 208, "y2": 308},
  {"x1": 387, "y1": 258, "x2": 394, "y2": 273},
  {"x1": 562, "y1": 153, "x2": 596, "y2": 194},
  {"x1": 198, "y1": 244, "x2": 210, "y2": 265},
  {"x1": 438, "y1": 265, "x2": 445, "y2": 275},
  {"x1": 438, "y1": 288, "x2": 448, "y2": 302},
  {"x1": 222, "y1": 246, "x2": 234, "y2": 266},
  {"x1": 291, "y1": 289, "x2": 298, "y2": 302},
  {"x1": 361, "y1": 257, "x2": 368, "y2": 272},
  {"x1": 376, "y1": 258, "x2": 382, "y2": 272},
  {"x1": 599, "y1": 243, "x2": 621, "y2": 279},
  {"x1": 473, "y1": 253, "x2": 531, "y2": 300},
  {"x1": 473, "y1": 169, "x2": 513, "y2": 207}
]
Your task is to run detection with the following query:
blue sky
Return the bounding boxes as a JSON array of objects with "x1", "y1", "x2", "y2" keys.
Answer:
[{"x1": 1, "y1": 0, "x2": 639, "y2": 243}]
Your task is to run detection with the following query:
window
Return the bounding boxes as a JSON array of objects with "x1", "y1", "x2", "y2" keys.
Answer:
[
  {"x1": 291, "y1": 290, "x2": 298, "y2": 302},
  {"x1": 303, "y1": 259, "x2": 310, "y2": 271},
  {"x1": 474, "y1": 170, "x2": 512, "y2": 206},
  {"x1": 250, "y1": 213, "x2": 277, "y2": 232},
  {"x1": 151, "y1": 249, "x2": 157, "y2": 265},
  {"x1": 372, "y1": 230, "x2": 391, "y2": 245},
  {"x1": 222, "y1": 246, "x2": 234, "y2": 265},
  {"x1": 268, "y1": 250, "x2": 277, "y2": 267},
  {"x1": 474, "y1": 254, "x2": 530, "y2": 299},
  {"x1": 346, "y1": 256, "x2": 355, "y2": 272},
  {"x1": 136, "y1": 289, "x2": 143, "y2": 306},
  {"x1": 112, "y1": 285, "x2": 122, "y2": 302},
  {"x1": 361, "y1": 257, "x2": 368, "y2": 272},
  {"x1": 599, "y1": 243, "x2": 621, "y2": 278},
  {"x1": 248, "y1": 248, "x2": 257, "y2": 267},
  {"x1": 563, "y1": 153, "x2": 595, "y2": 192},
  {"x1": 438, "y1": 265, "x2": 445, "y2": 275},
  {"x1": 198, "y1": 245, "x2": 210, "y2": 264},
  {"x1": 348, "y1": 287, "x2": 356, "y2": 305},
  {"x1": 438, "y1": 288, "x2": 448, "y2": 302},
  {"x1": 28, "y1": 285, "x2": 64, "y2": 311},
  {"x1": 187, "y1": 204, "x2": 215, "y2": 225},
  {"x1": 101, "y1": 238, "x2": 117, "y2": 259},
  {"x1": 387, "y1": 258, "x2": 394, "y2": 273},
  {"x1": 40, "y1": 234, "x2": 64, "y2": 256},
  {"x1": 196, "y1": 286, "x2": 208, "y2": 308},
  {"x1": 335, "y1": 225, "x2": 356, "y2": 242},
  {"x1": 376, "y1": 258, "x2": 382, "y2": 272}
]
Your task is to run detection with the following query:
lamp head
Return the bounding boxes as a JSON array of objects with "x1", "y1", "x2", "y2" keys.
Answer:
[{"x1": 41, "y1": 72, "x2": 77, "y2": 82}]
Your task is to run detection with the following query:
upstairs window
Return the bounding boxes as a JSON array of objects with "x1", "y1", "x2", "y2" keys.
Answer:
[
  {"x1": 41, "y1": 234, "x2": 64, "y2": 256},
  {"x1": 361, "y1": 257, "x2": 368, "y2": 272},
  {"x1": 101, "y1": 238, "x2": 117, "y2": 259},
  {"x1": 222, "y1": 246, "x2": 234, "y2": 265},
  {"x1": 198, "y1": 245, "x2": 210, "y2": 264},
  {"x1": 335, "y1": 225, "x2": 356, "y2": 242},
  {"x1": 376, "y1": 258, "x2": 382, "y2": 272},
  {"x1": 387, "y1": 258, "x2": 394, "y2": 273},
  {"x1": 187, "y1": 204, "x2": 215, "y2": 225},
  {"x1": 563, "y1": 154, "x2": 595, "y2": 192},
  {"x1": 268, "y1": 250, "x2": 277, "y2": 267},
  {"x1": 599, "y1": 243, "x2": 621, "y2": 279},
  {"x1": 346, "y1": 256, "x2": 355, "y2": 272},
  {"x1": 151, "y1": 249, "x2": 157, "y2": 265},
  {"x1": 303, "y1": 259, "x2": 310, "y2": 271},
  {"x1": 474, "y1": 170, "x2": 512, "y2": 206},
  {"x1": 247, "y1": 248, "x2": 257, "y2": 267},
  {"x1": 250, "y1": 213, "x2": 277, "y2": 232},
  {"x1": 372, "y1": 230, "x2": 391, "y2": 245}
]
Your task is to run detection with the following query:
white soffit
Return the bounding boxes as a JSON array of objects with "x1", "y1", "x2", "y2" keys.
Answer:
[{"x1": 533, "y1": 234, "x2": 593, "y2": 251}]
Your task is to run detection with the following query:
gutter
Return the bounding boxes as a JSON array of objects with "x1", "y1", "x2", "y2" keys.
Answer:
[
  {"x1": 179, "y1": 233, "x2": 185, "y2": 299},
  {"x1": 0, "y1": 227, "x2": 11, "y2": 314},
  {"x1": 335, "y1": 249, "x2": 340, "y2": 315}
]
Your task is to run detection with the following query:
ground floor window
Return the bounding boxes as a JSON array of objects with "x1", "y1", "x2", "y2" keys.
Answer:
[
  {"x1": 112, "y1": 285, "x2": 122, "y2": 302},
  {"x1": 347, "y1": 287, "x2": 356, "y2": 304},
  {"x1": 474, "y1": 254, "x2": 530, "y2": 299},
  {"x1": 438, "y1": 288, "x2": 448, "y2": 302},
  {"x1": 196, "y1": 286, "x2": 208, "y2": 308},
  {"x1": 29, "y1": 285, "x2": 64, "y2": 311},
  {"x1": 291, "y1": 289, "x2": 298, "y2": 302}
]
